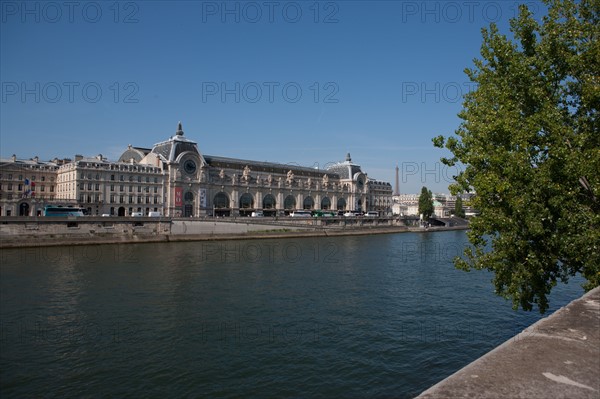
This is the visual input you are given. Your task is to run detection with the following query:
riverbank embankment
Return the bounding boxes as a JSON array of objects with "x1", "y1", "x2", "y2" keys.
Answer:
[
  {"x1": 416, "y1": 285, "x2": 600, "y2": 399},
  {"x1": 0, "y1": 216, "x2": 469, "y2": 248}
]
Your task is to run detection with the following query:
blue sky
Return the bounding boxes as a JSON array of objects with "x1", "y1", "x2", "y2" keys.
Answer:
[{"x1": 0, "y1": 0, "x2": 546, "y2": 193}]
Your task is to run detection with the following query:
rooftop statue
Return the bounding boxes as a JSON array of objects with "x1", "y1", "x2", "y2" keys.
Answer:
[{"x1": 242, "y1": 165, "x2": 251, "y2": 180}]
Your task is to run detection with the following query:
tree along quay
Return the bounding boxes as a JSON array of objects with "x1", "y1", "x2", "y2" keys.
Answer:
[{"x1": 432, "y1": 0, "x2": 599, "y2": 312}]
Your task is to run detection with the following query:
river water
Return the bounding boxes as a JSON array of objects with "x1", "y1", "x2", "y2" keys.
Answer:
[{"x1": 0, "y1": 230, "x2": 585, "y2": 398}]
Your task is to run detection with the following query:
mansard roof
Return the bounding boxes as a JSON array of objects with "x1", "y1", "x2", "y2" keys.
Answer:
[
  {"x1": 129, "y1": 123, "x2": 376, "y2": 183},
  {"x1": 326, "y1": 153, "x2": 363, "y2": 179},
  {"x1": 150, "y1": 122, "x2": 201, "y2": 163},
  {"x1": 204, "y1": 155, "x2": 339, "y2": 179},
  {"x1": 0, "y1": 156, "x2": 60, "y2": 170}
]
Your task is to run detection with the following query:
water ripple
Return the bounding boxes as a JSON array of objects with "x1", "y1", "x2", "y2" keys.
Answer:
[{"x1": 0, "y1": 233, "x2": 585, "y2": 398}]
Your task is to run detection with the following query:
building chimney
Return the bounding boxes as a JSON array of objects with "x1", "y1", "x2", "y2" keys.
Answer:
[
  {"x1": 75, "y1": 154, "x2": 83, "y2": 161},
  {"x1": 11, "y1": 154, "x2": 16, "y2": 162}
]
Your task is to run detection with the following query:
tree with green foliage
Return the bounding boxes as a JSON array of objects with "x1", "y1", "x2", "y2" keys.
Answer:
[
  {"x1": 418, "y1": 186, "x2": 434, "y2": 220},
  {"x1": 433, "y1": 0, "x2": 599, "y2": 313},
  {"x1": 454, "y1": 196, "x2": 466, "y2": 218}
]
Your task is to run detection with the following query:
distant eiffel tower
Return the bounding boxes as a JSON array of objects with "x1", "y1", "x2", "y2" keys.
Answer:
[{"x1": 394, "y1": 164, "x2": 400, "y2": 196}]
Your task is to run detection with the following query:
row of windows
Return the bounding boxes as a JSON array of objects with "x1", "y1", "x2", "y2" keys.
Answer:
[
  {"x1": 76, "y1": 184, "x2": 161, "y2": 193},
  {"x1": 0, "y1": 174, "x2": 53, "y2": 182},
  {"x1": 0, "y1": 184, "x2": 54, "y2": 192},
  {"x1": 79, "y1": 195, "x2": 161, "y2": 204},
  {"x1": 57, "y1": 173, "x2": 76, "y2": 183},
  {"x1": 111, "y1": 185, "x2": 159, "y2": 193},
  {"x1": 113, "y1": 174, "x2": 160, "y2": 183},
  {"x1": 59, "y1": 183, "x2": 74, "y2": 190},
  {"x1": 80, "y1": 183, "x2": 101, "y2": 191},
  {"x1": 55, "y1": 183, "x2": 161, "y2": 192},
  {"x1": 76, "y1": 173, "x2": 161, "y2": 183},
  {"x1": 105, "y1": 164, "x2": 160, "y2": 173},
  {"x1": 0, "y1": 194, "x2": 56, "y2": 201},
  {"x1": 70, "y1": 162, "x2": 161, "y2": 174},
  {"x1": 55, "y1": 172, "x2": 162, "y2": 182}
]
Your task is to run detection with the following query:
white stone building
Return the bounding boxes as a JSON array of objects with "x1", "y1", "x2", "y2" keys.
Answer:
[
  {"x1": 392, "y1": 193, "x2": 419, "y2": 216},
  {"x1": 0, "y1": 155, "x2": 64, "y2": 216},
  {"x1": 55, "y1": 155, "x2": 165, "y2": 216},
  {"x1": 367, "y1": 180, "x2": 393, "y2": 214},
  {"x1": 134, "y1": 123, "x2": 387, "y2": 217},
  {"x1": 1, "y1": 123, "x2": 393, "y2": 217}
]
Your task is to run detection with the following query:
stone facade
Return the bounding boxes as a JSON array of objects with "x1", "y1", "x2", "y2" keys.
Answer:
[
  {"x1": 55, "y1": 155, "x2": 165, "y2": 216},
  {"x1": 392, "y1": 193, "x2": 475, "y2": 217},
  {"x1": 367, "y1": 180, "x2": 393, "y2": 213},
  {"x1": 1, "y1": 123, "x2": 393, "y2": 217},
  {"x1": 139, "y1": 123, "x2": 391, "y2": 217},
  {"x1": 0, "y1": 155, "x2": 63, "y2": 216}
]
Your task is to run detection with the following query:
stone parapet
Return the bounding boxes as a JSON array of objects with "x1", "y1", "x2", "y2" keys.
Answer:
[{"x1": 416, "y1": 286, "x2": 600, "y2": 399}]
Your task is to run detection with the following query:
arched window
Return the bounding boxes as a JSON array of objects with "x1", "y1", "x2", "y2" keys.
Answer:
[
  {"x1": 213, "y1": 192, "x2": 229, "y2": 208},
  {"x1": 239, "y1": 193, "x2": 254, "y2": 209},
  {"x1": 303, "y1": 196, "x2": 314, "y2": 210},
  {"x1": 337, "y1": 198, "x2": 347, "y2": 210},
  {"x1": 263, "y1": 194, "x2": 276, "y2": 209},
  {"x1": 321, "y1": 197, "x2": 331, "y2": 210},
  {"x1": 284, "y1": 195, "x2": 296, "y2": 210}
]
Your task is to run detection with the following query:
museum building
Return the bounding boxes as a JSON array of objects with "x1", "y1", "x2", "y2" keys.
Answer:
[{"x1": 0, "y1": 123, "x2": 392, "y2": 217}]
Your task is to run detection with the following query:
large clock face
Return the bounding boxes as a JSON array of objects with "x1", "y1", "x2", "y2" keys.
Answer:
[
  {"x1": 184, "y1": 160, "x2": 197, "y2": 174},
  {"x1": 357, "y1": 175, "x2": 365, "y2": 189}
]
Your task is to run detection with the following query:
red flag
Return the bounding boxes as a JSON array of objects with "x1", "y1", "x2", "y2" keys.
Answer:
[{"x1": 175, "y1": 187, "x2": 183, "y2": 207}]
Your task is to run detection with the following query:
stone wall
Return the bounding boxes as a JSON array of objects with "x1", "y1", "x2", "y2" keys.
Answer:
[{"x1": 0, "y1": 216, "x2": 408, "y2": 248}]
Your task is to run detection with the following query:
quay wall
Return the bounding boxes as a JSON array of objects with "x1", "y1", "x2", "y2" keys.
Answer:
[
  {"x1": 416, "y1": 286, "x2": 600, "y2": 399},
  {"x1": 0, "y1": 216, "x2": 426, "y2": 248}
]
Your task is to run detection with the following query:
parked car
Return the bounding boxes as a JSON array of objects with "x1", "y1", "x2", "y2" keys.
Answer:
[
  {"x1": 343, "y1": 211, "x2": 360, "y2": 217},
  {"x1": 251, "y1": 211, "x2": 264, "y2": 217},
  {"x1": 148, "y1": 211, "x2": 161, "y2": 217},
  {"x1": 365, "y1": 211, "x2": 379, "y2": 217},
  {"x1": 290, "y1": 210, "x2": 312, "y2": 218},
  {"x1": 131, "y1": 212, "x2": 143, "y2": 217}
]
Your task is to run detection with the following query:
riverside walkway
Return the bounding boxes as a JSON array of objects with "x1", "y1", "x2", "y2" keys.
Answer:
[{"x1": 416, "y1": 286, "x2": 600, "y2": 399}]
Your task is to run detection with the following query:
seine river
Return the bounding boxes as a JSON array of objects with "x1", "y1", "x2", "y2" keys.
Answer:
[{"x1": 0, "y1": 230, "x2": 585, "y2": 398}]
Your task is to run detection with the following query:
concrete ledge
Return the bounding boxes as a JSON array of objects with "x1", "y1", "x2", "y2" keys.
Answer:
[
  {"x1": 0, "y1": 225, "x2": 418, "y2": 248},
  {"x1": 416, "y1": 286, "x2": 600, "y2": 399}
]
